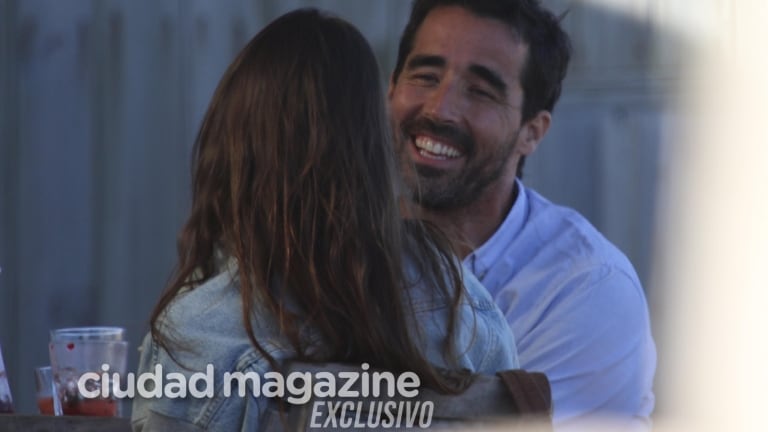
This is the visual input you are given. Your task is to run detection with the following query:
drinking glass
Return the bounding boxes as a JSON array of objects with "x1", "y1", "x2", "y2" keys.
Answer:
[
  {"x1": 34, "y1": 366, "x2": 60, "y2": 415},
  {"x1": 49, "y1": 327, "x2": 128, "y2": 417},
  {"x1": 0, "y1": 344, "x2": 13, "y2": 414}
]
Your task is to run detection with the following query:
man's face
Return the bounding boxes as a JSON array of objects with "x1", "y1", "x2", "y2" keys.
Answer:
[{"x1": 389, "y1": 6, "x2": 529, "y2": 210}]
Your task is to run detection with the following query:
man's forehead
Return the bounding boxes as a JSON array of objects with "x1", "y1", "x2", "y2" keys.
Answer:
[{"x1": 408, "y1": 6, "x2": 528, "y2": 80}]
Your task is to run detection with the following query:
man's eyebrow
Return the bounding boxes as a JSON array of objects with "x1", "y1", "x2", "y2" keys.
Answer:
[
  {"x1": 468, "y1": 64, "x2": 507, "y2": 95},
  {"x1": 405, "y1": 54, "x2": 445, "y2": 70}
]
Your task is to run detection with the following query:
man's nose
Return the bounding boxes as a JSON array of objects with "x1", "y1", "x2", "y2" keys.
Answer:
[{"x1": 423, "y1": 81, "x2": 463, "y2": 123}]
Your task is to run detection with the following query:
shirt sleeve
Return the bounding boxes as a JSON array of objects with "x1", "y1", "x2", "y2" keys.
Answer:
[
  {"x1": 130, "y1": 333, "x2": 264, "y2": 432},
  {"x1": 509, "y1": 264, "x2": 656, "y2": 429}
]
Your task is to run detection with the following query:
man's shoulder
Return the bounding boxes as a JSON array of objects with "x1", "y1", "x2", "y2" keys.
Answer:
[
  {"x1": 499, "y1": 187, "x2": 648, "y2": 345},
  {"x1": 520, "y1": 187, "x2": 636, "y2": 276},
  {"x1": 488, "y1": 187, "x2": 656, "y2": 424}
]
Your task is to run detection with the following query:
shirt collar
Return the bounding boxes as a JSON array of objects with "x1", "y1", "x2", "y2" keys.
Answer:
[{"x1": 464, "y1": 179, "x2": 528, "y2": 280}]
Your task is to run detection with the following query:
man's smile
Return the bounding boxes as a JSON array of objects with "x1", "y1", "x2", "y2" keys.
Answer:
[{"x1": 413, "y1": 135, "x2": 463, "y2": 159}]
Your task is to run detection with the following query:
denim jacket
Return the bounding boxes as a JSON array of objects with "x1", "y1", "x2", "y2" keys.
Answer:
[{"x1": 131, "y1": 258, "x2": 518, "y2": 432}]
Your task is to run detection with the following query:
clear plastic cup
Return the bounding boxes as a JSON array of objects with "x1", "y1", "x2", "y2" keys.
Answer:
[
  {"x1": 51, "y1": 327, "x2": 125, "y2": 342},
  {"x1": 49, "y1": 327, "x2": 128, "y2": 417}
]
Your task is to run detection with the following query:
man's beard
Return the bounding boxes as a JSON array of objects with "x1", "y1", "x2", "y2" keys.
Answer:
[{"x1": 398, "y1": 117, "x2": 519, "y2": 211}]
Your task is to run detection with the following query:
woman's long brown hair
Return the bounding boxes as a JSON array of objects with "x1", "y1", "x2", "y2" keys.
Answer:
[{"x1": 150, "y1": 8, "x2": 467, "y2": 392}]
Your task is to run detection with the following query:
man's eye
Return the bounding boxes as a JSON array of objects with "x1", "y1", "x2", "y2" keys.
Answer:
[
  {"x1": 410, "y1": 73, "x2": 438, "y2": 85},
  {"x1": 469, "y1": 86, "x2": 495, "y2": 100}
]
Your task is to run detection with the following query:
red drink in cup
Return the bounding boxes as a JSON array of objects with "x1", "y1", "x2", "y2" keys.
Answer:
[
  {"x1": 34, "y1": 366, "x2": 57, "y2": 415},
  {"x1": 62, "y1": 398, "x2": 117, "y2": 416},
  {"x1": 36, "y1": 396, "x2": 54, "y2": 415}
]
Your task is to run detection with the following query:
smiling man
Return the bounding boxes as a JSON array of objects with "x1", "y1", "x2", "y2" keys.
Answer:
[{"x1": 389, "y1": 0, "x2": 656, "y2": 429}]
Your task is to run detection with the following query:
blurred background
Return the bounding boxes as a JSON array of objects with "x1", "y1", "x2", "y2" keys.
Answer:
[{"x1": 2, "y1": 0, "x2": 764, "y2": 426}]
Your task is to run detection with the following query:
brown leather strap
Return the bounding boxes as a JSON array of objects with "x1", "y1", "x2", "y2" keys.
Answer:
[{"x1": 497, "y1": 370, "x2": 552, "y2": 415}]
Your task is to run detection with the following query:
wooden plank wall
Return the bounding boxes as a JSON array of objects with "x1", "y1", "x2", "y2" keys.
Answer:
[{"x1": 0, "y1": 0, "x2": 688, "y2": 413}]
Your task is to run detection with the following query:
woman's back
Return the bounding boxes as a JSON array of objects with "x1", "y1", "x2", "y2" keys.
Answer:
[
  {"x1": 131, "y1": 8, "x2": 518, "y2": 431},
  {"x1": 131, "y1": 255, "x2": 516, "y2": 431}
]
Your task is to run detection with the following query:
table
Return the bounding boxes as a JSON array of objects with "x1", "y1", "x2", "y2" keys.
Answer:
[{"x1": 0, "y1": 414, "x2": 131, "y2": 432}]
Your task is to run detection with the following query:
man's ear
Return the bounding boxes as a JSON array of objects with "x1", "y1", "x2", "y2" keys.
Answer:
[{"x1": 517, "y1": 110, "x2": 551, "y2": 156}]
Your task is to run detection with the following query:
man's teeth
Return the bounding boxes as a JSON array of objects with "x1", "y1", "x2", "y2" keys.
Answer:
[{"x1": 414, "y1": 137, "x2": 461, "y2": 158}]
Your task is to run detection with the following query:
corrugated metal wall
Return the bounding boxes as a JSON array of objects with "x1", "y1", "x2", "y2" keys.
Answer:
[{"x1": 0, "y1": 0, "x2": 686, "y2": 413}]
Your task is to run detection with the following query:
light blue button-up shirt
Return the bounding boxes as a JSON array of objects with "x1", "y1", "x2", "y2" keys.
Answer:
[{"x1": 465, "y1": 180, "x2": 656, "y2": 429}]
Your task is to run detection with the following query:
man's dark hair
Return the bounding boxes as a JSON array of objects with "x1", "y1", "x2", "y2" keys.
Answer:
[{"x1": 392, "y1": 0, "x2": 572, "y2": 177}]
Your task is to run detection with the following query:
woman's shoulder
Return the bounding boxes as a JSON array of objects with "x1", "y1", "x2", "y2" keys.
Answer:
[
  {"x1": 133, "y1": 270, "x2": 293, "y2": 430},
  {"x1": 163, "y1": 271, "x2": 244, "y2": 334},
  {"x1": 155, "y1": 268, "x2": 289, "y2": 371}
]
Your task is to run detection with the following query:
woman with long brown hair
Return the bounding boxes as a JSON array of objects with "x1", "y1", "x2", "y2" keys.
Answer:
[{"x1": 131, "y1": 8, "x2": 516, "y2": 431}]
